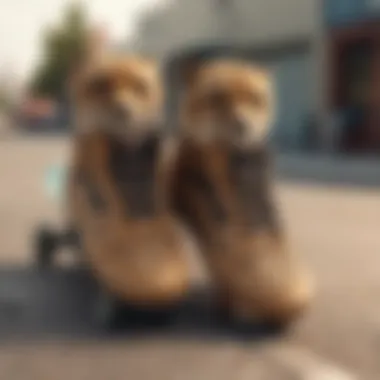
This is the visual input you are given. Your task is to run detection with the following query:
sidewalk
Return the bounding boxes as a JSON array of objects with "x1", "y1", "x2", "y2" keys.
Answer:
[{"x1": 275, "y1": 152, "x2": 380, "y2": 188}]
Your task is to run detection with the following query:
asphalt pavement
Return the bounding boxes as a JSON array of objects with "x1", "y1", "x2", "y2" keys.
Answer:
[{"x1": 0, "y1": 135, "x2": 379, "y2": 380}]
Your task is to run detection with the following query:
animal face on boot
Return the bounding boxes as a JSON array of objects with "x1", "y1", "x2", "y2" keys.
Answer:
[
  {"x1": 180, "y1": 59, "x2": 274, "y2": 149},
  {"x1": 73, "y1": 55, "x2": 163, "y2": 143}
]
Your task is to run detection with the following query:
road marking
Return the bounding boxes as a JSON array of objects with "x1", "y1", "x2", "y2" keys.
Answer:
[{"x1": 264, "y1": 344, "x2": 357, "y2": 380}]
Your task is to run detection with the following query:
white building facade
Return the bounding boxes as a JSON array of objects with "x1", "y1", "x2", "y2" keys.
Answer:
[{"x1": 131, "y1": 0, "x2": 325, "y2": 151}]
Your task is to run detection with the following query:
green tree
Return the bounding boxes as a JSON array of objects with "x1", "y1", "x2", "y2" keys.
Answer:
[
  {"x1": 0, "y1": 88, "x2": 10, "y2": 111},
  {"x1": 29, "y1": 2, "x2": 89, "y2": 99},
  {"x1": 0, "y1": 79, "x2": 13, "y2": 113}
]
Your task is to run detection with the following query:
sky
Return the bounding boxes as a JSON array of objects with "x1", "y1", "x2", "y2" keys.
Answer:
[{"x1": 0, "y1": 0, "x2": 162, "y2": 83}]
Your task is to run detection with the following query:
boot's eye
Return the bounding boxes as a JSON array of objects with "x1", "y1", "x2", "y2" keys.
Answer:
[
  {"x1": 207, "y1": 89, "x2": 227, "y2": 109},
  {"x1": 87, "y1": 75, "x2": 113, "y2": 96},
  {"x1": 246, "y1": 91, "x2": 267, "y2": 109},
  {"x1": 132, "y1": 78, "x2": 149, "y2": 98}
]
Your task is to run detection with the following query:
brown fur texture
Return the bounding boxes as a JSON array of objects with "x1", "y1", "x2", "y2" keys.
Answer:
[
  {"x1": 71, "y1": 177, "x2": 190, "y2": 306},
  {"x1": 67, "y1": 55, "x2": 191, "y2": 306},
  {"x1": 179, "y1": 59, "x2": 274, "y2": 148},
  {"x1": 167, "y1": 59, "x2": 314, "y2": 325}
]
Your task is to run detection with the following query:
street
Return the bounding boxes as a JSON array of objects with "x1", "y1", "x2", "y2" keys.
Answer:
[{"x1": 0, "y1": 135, "x2": 379, "y2": 379}]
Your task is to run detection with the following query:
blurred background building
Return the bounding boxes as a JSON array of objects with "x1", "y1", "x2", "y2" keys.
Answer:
[
  {"x1": 132, "y1": 0, "x2": 321, "y2": 152},
  {"x1": 131, "y1": 0, "x2": 380, "y2": 155},
  {"x1": 3, "y1": 0, "x2": 379, "y2": 156},
  {"x1": 324, "y1": 0, "x2": 380, "y2": 154}
]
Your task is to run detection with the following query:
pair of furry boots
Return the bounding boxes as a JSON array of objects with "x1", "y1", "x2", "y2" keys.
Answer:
[{"x1": 68, "y1": 53, "x2": 314, "y2": 327}]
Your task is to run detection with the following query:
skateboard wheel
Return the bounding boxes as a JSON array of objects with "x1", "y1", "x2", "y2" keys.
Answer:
[
  {"x1": 92, "y1": 288, "x2": 122, "y2": 330},
  {"x1": 35, "y1": 226, "x2": 57, "y2": 269}
]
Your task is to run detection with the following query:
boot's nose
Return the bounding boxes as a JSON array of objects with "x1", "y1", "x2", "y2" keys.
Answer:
[
  {"x1": 113, "y1": 103, "x2": 131, "y2": 122},
  {"x1": 231, "y1": 115, "x2": 248, "y2": 137}
]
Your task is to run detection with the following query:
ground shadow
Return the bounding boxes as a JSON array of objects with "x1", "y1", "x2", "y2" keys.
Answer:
[{"x1": 0, "y1": 266, "x2": 285, "y2": 345}]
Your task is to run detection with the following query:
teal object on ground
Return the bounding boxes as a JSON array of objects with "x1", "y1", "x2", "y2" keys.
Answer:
[{"x1": 45, "y1": 164, "x2": 68, "y2": 203}]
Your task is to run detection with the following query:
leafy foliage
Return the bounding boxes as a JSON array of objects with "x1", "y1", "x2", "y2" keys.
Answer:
[{"x1": 29, "y1": 3, "x2": 89, "y2": 99}]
